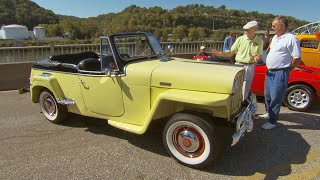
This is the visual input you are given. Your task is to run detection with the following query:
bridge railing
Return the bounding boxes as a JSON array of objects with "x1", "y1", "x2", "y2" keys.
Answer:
[{"x1": 0, "y1": 41, "x2": 223, "y2": 64}]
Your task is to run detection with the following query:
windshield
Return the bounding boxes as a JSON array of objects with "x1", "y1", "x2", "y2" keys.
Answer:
[
  {"x1": 113, "y1": 34, "x2": 164, "y2": 61},
  {"x1": 100, "y1": 37, "x2": 113, "y2": 56}
]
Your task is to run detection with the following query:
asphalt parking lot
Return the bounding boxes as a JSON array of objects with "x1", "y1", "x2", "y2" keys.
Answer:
[{"x1": 0, "y1": 90, "x2": 319, "y2": 179}]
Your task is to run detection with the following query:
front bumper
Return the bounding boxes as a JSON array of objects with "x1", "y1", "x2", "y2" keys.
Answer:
[{"x1": 231, "y1": 94, "x2": 257, "y2": 146}]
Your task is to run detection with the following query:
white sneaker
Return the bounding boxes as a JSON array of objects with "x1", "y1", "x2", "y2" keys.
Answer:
[
  {"x1": 261, "y1": 122, "x2": 276, "y2": 130},
  {"x1": 258, "y1": 113, "x2": 269, "y2": 120}
]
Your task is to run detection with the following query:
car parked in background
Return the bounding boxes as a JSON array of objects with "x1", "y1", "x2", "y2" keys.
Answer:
[
  {"x1": 251, "y1": 63, "x2": 320, "y2": 112},
  {"x1": 296, "y1": 33, "x2": 320, "y2": 68},
  {"x1": 193, "y1": 54, "x2": 320, "y2": 112}
]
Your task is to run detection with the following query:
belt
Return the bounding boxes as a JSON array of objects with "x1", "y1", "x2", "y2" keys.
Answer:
[
  {"x1": 268, "y1": 67, "x2": 290, "y2": 71},
  {"x1": 238, "y1": 62, "x2": 254, "y2": 65}
]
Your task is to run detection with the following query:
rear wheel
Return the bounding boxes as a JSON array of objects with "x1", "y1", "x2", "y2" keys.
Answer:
[
  {"x1": 284, "y1": 84, "x2": 315, "y2": 112},
  {"x1": 39, "y1": 90, "x2": 67, "y2": 123},
  {"x1": 163, "y1": 113, "x2": 220, "y2": 168}
]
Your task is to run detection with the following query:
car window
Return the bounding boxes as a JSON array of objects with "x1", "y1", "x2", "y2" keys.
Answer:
[
  {"x1": 114, "y1": 35, "x2": 156, "y2": 61},
  {"x1": 300, "y1": 39, "x2": 319, "y2": 49},
  {"x1": 147, "y1": 35, "x2": 165, "y2": 55},
  {"x1": 100, "y1": 37, "x2": 113, "y2": 56},
  {"x1": 100, "y1": 37, "x2": 117, "y2": 70}
]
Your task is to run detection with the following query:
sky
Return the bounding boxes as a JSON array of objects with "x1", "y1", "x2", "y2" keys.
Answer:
[{"x1": 31, "y1": 0, "x2": 319, "y2": 23}]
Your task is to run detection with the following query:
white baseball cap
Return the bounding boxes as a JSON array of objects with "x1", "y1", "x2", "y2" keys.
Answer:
[
  {"x1": 243, "y1": 21, "x2": 258, "y2": 29},
  {"x1": 200, "y1": 46, "x2": 206, "y2": 50}
]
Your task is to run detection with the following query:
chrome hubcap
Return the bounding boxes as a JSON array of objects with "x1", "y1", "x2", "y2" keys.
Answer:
[
  {"x1": 173, "y1": 126, "x2": 204, "y2": 158},
  {"x1": 43, "y1": 95, "x2": 56, "y2": 116},
  {"x1": 178, "y1": 130, "x2": 200, "y2": 152}
]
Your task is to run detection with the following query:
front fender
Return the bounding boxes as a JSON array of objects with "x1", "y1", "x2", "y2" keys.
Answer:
[
  {"x1": 151, "y1": 89, "x2": 231, "y2": 119},
  {"x1": 30, "y1": 73, "x2": 65, "y2": 103},
  {"x1": 109, "y1": 89, "x2": 231, "y2": 135},
  {"x1": 155, "y1": 89, "x2": 229, "y2": 106}
]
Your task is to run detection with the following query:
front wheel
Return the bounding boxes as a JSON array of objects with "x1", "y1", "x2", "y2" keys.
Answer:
[
  {"x1": 39, "y1": 90, "x2": 67, "y2": 123},
  {"x1": 163, "y1": 113, "x2": 220, "y2": 168},
  {"x1": 284, "y1": 84, "x2": 315, "y2": 112}
]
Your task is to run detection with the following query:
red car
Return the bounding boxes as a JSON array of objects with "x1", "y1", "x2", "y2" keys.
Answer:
[
  {"x1": 193, "y1": 55, "x2": 320, "y2": 112},
  {"x1": 251, "y1": 64, "x2": 320, "y2": 112}
]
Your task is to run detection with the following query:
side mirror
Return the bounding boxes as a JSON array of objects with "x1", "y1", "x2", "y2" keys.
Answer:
[
  {"x1": 167, "y1": 44, "x2": 174, "y2": 54},
  {"x1": 104, "y1": 67, "x2": 111, "y2": 76}
]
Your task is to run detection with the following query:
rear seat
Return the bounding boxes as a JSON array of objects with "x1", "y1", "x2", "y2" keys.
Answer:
[
  {"x1": 78, "y1": 58, "x2": 101, "y2": 71},
  {"x1": 33, "y1": 51, "x2": 99, "y2": 73},
  {"x1": 50, "y1": 51, "x2": 98, "y2": 65}
]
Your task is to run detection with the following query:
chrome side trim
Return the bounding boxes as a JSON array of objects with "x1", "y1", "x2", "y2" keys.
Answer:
[
  {"x1": 57, "y1": 98, "x2": 75, "y2": 105},
  {"x1": 78, "y1": 70, "x2": 104, "y2": 74},
  {"x1": 39, "y1": 72, "x2": 53, "y2": 77},
  {"x1": 32, "y1": 68, "x2": 79, "y2": 75}
]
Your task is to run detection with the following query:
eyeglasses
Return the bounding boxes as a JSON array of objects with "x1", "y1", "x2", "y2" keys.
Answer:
[{"x1": 272, "y1": 24, "x2": 281, "y2": 28}]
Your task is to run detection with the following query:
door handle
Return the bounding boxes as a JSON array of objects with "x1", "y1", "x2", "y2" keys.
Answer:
[{"x1": 78, "y1": 80, "x2": 89, "y2": 89}]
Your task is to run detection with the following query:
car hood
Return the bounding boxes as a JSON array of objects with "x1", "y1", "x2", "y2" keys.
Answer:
[
  {"x1": 151, "y1": 59, "x2": 244, "y2": 94},
  {"x1": 297, "y1": 65, "x2": 320, "y2": 74}
]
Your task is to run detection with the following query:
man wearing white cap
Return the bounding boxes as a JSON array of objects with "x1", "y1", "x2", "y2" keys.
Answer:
[
  {"x1": 197, "y1": 45, "x2": 209, "y2": 56},
  {"x1": 213, "y1": 20, "x2": 263, "y2": 102}
]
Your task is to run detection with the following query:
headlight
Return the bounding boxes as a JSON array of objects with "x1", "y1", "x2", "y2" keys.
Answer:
[{"x1": 232, "y1": 78, "x2": 239, "y2": 94}]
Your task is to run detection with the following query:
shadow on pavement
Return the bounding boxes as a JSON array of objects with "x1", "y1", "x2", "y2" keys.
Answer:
[
  {"x1": 61, "y1": 114, "x2": 169, "y2": 156},
  {"x1": 59, "y1": 111, "x2": 316, "y2": 179},
  {"x1": 306, "y1": 102, "x2": 320, "y2": 114},
  {"x1": 203, "y1": 112, "x2": 318, "y2": 179},
  {"x1": 256, "y1": 96, "x2": 320, "y2": 115}
]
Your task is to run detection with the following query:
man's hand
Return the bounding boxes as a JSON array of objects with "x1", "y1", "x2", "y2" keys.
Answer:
[
  {"x1": 212, "y1": 50, "x2": 221, "y2": 56},
  {"x1": 291, "y1": 57, "x2": 301, "y2": 70},
  {"x1": 252, "y1": 54, "x2": 262, "y2": 62}
]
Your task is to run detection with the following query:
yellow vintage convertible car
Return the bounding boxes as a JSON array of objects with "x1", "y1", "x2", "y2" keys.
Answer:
[{"x1": 29, "y1": 32, "x2": 256, "y2": 168}]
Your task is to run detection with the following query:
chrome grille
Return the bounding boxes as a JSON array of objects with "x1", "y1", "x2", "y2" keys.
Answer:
[{"x1": 230, "y1": 71, "x2": 244, "y2": 114}]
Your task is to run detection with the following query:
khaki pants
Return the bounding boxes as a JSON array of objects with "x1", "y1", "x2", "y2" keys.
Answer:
[{"x1": 236, "y1": 63, "x2": 255, "y2": 101}]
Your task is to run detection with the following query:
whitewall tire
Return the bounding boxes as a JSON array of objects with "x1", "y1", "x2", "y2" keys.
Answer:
[
  {"x1": 39, "y1": 90, "x2": 67, "y2": 123},
  {"x1": 163, "y1": 113, "x2": 219, "y2": 168}
]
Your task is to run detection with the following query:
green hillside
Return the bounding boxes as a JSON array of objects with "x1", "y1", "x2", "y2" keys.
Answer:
[
  {"x1": 0, "y1": 0, "x2": 59, "y2": 28},
  {"x1": 40, "y1": 4, "x2": 310, "y2": 41},
  {"x1": 0, "y1": 1, "x2": 309, "y2": 41}
]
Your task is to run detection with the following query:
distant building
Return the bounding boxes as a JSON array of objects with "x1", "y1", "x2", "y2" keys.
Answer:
[
  {"x1": 0, "y1": 24, "x2": 45, "y2": 40},
  {"x1": 1, "y1": 24, "x2": 29, "y2": 40},
  {"x1": 33, "y1": 26, "x2": 45, "y2": 40}
]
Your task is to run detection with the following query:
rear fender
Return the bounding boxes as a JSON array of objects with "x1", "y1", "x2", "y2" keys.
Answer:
[{"x1": 30, "y1": 73, "x2": 65, "y2": 103}]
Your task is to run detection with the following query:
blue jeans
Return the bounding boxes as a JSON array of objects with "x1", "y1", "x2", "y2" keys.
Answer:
[{"x1": 264, "y1": 68, "x2": 290, "y2": 124}]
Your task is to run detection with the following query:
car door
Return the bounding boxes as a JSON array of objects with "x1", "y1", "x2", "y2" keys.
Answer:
[
  {"x1": 78, "y1": 73, "x2": 124, "y2": 116},
  {"x1": 78, "y1": 37, "x2": 124, "y2": 117}
]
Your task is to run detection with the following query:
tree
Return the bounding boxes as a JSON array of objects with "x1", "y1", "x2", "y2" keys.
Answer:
[
  {"x1": 0, "y1": 1, "x2": 309, "y2": 40},
  {"x1": 196, "y1": 27, "x2": 206, "y2": 40},
  {"x1": 0, "y1": 0, "x2": 58, "y2": 29},
  {"x1": 172, "y1": 26, "x2": 186, "y2": 41},
  {"x1": 188, "y1": 27, "x2": 198, "y2": 41},
  {"x1": 162, "y1": 28, "x2": 171, "y2": 41}
]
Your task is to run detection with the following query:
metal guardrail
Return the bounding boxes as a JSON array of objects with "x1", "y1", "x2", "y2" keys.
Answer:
[{"x1": 0, "y1": 41, "x2": 223, "y2": 64}]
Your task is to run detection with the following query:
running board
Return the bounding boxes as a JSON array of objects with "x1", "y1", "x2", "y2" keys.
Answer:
[{"x1": 57, "y1": 98, "x2": 75, "y2": 105}]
